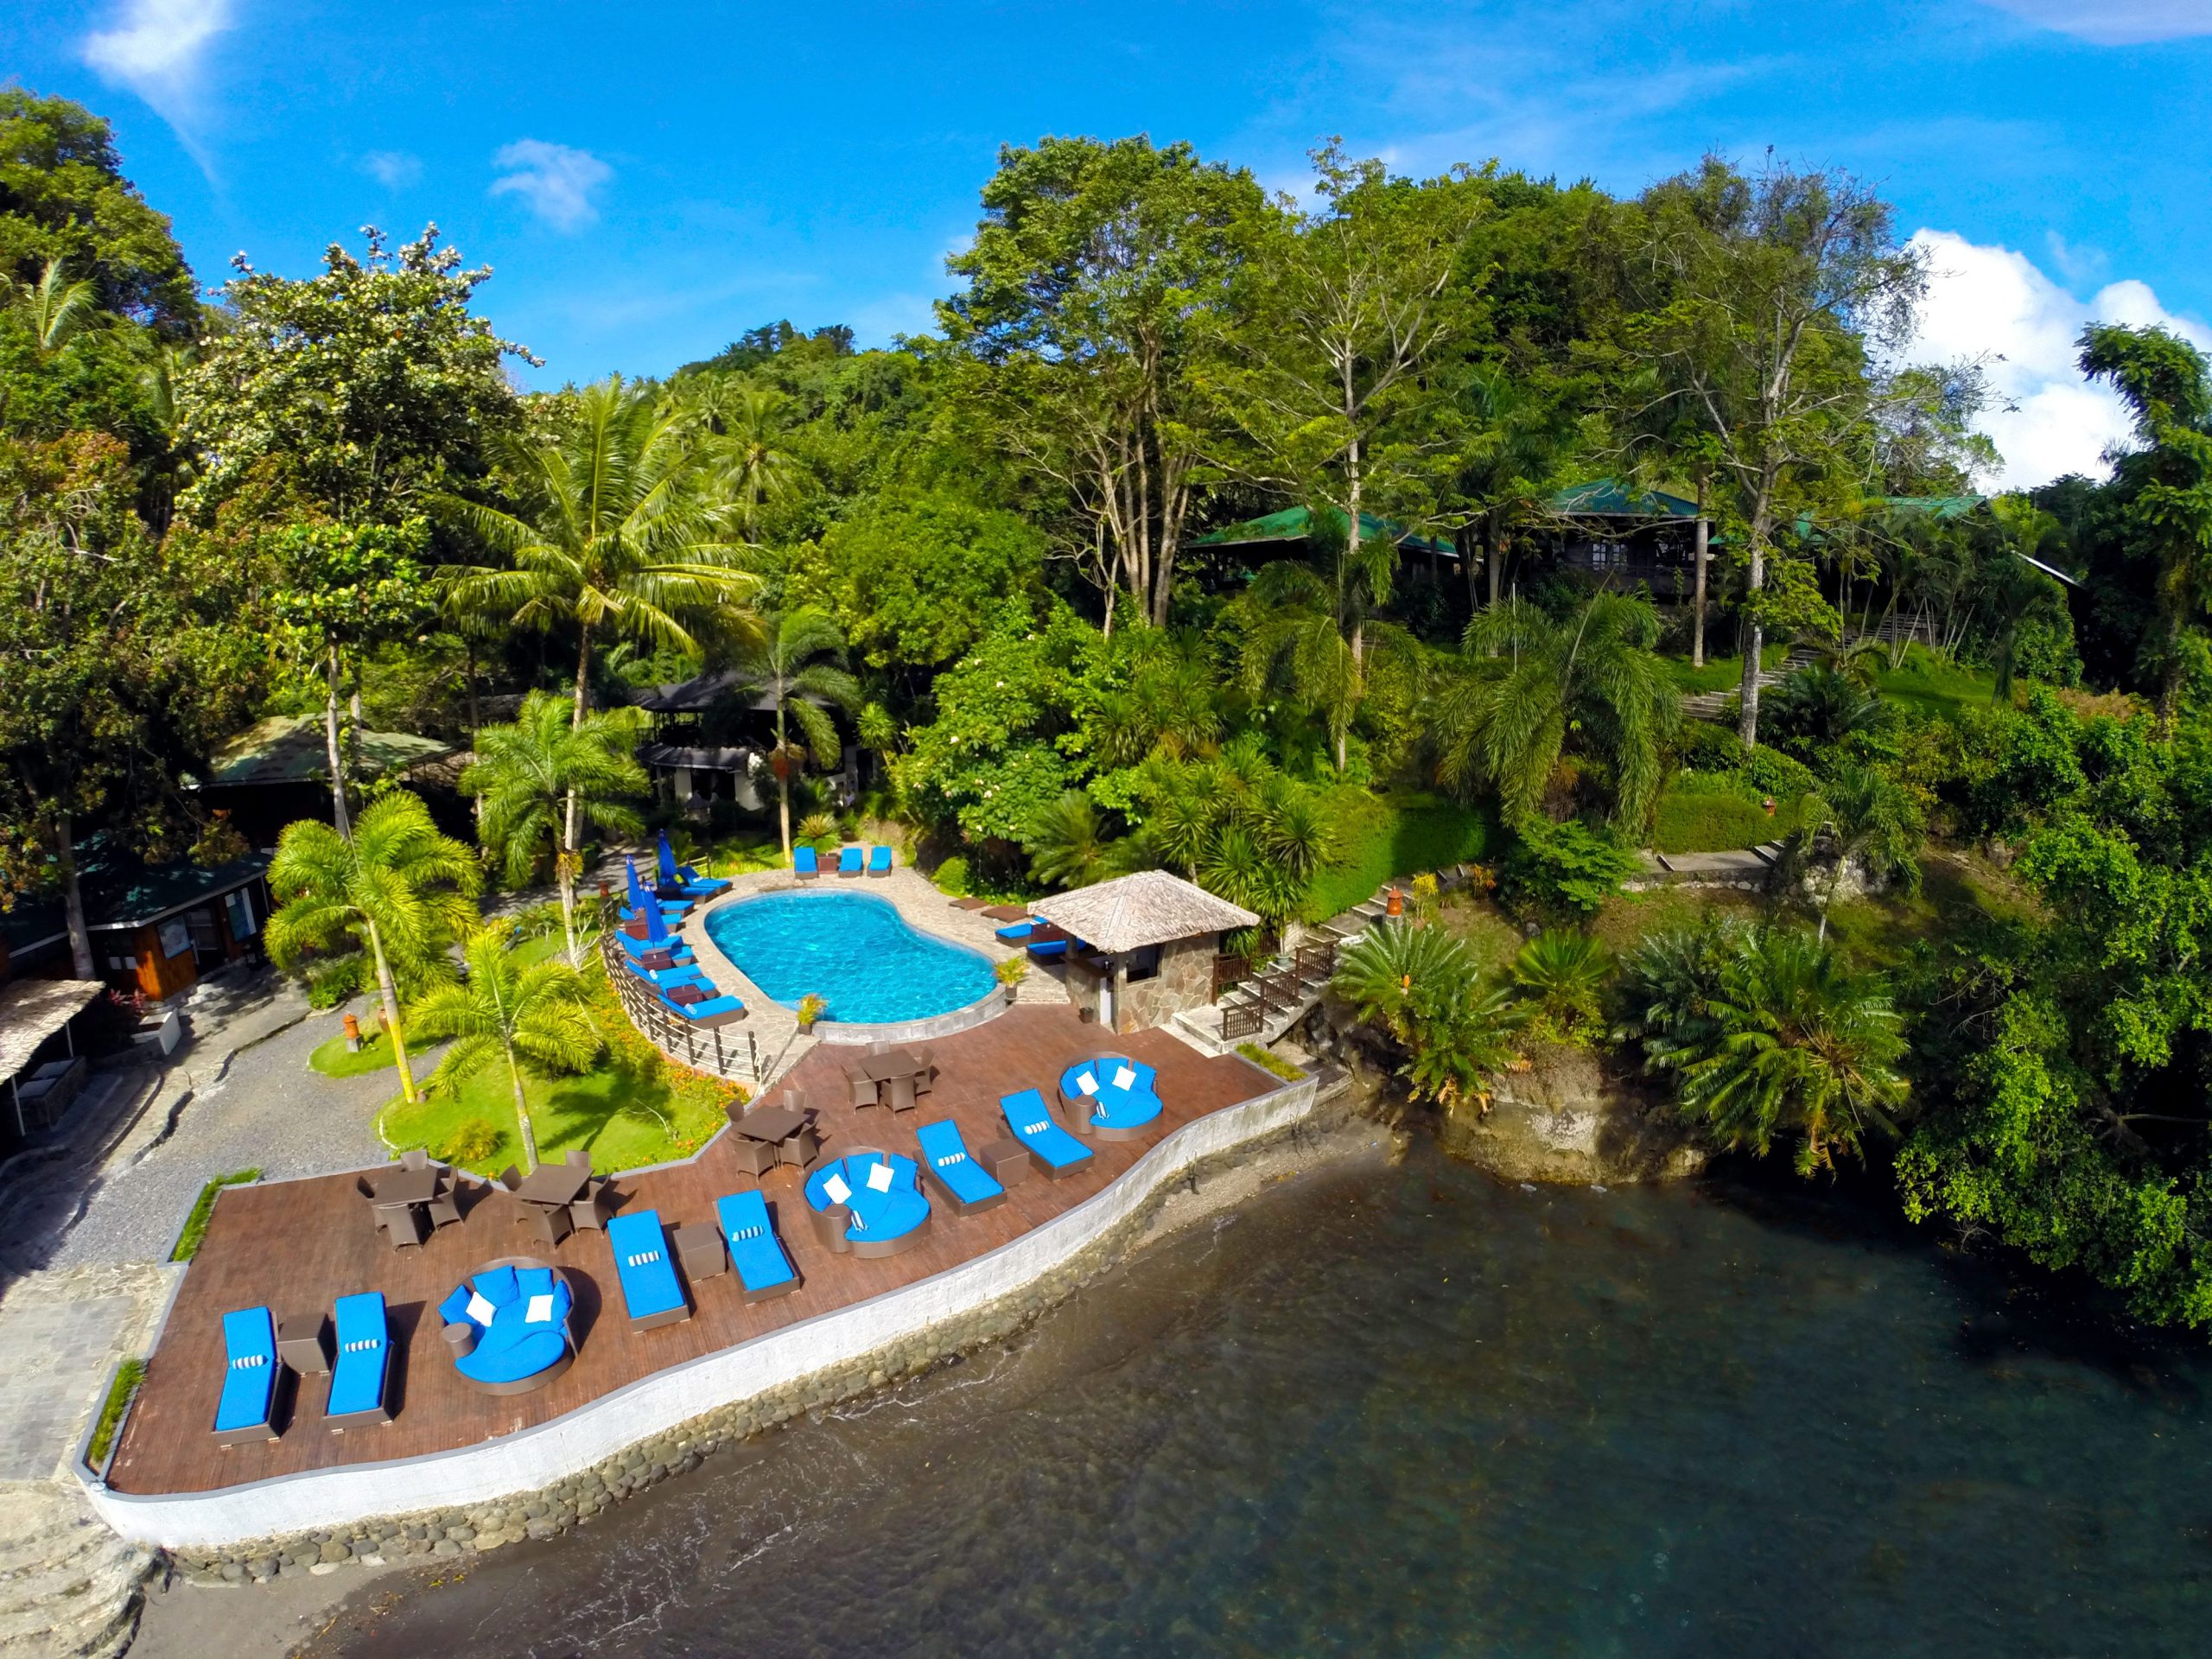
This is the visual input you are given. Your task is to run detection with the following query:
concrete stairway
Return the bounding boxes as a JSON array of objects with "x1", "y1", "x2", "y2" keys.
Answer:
[
  {"x1": 1173, "y1": 892, "x2": 1390, "y2": 1056},
  {"x1": 1680, "y1": 645, "x2": 1823, "y2": 723}
]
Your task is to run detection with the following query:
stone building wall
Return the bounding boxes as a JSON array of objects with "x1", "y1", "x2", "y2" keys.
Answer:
[{"x1": 1119, "y1": 935, "x2": 1218, "y2": 1031}]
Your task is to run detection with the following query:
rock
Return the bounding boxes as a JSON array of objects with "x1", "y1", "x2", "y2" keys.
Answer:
[
  {"x1": 247, "y1": 1556, "x2": 277, "y2": 1581},
  {"x1": 1438, "y1": 1042, "x2": 1705, "y2": 1185},
  {"x1": 475, "y1": 1531, "x2": 505, "y2": 1552},
  {"x1": 433, "y1": 1540, "x2": 461, "y2": 1558},
  {"x1": 219, "y1": 1560, "x2": 245, "y2": 1582},
  {"x1": 445, "y1": 1526, "x2": 474, "y2": 1544},
  {"x1": 318, "y1": 1541, "x2": 352, "y2": 1565}
]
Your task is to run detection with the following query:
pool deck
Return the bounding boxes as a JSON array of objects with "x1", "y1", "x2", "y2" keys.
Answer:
[
  {"x1": 101, "y1": 1006, "x2": 1268, "y2": 1499},
  {"x1": 677, "y1": 866, "x2": 1068, "y2": 1077}
]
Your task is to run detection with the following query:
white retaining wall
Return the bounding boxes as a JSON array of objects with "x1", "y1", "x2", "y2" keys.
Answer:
[{"x1": 78, "y1": 1072, "x2": 1319, "y2": 1549}]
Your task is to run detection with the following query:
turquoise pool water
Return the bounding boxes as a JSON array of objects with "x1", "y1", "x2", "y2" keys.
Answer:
[{"x1": 702, "y1": 891, "x2": 995, "y2": 1025}]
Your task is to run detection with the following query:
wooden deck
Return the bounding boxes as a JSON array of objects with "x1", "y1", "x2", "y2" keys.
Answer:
[{"x1": 106, "y1": 1007, "x2": 1274, "y2": 1497}]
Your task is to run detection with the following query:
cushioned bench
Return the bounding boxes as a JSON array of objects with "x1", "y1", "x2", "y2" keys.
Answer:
[
  {"x1": 915, "y1": 1118, "x2": 1007, "y2": 1214},
  {"x1": 715, "y1": 1190, "x2": 800, "y2": 1303},
  {"x1": 213, "y1": 1306, "x2": 281, "y2": 1446},
  {"x1": 325, "y1": 1290, "x2": 393, "y2": 1427},
  {"x1": 1001, "y1": 1089, "x2": 1093, "y2": 1179},
  {"x1": 607, "y1": 1209, "x2": 690, "y2": 1329}
]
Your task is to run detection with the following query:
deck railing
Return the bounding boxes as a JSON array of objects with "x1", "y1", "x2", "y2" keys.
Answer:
[{"x1": 599, "y1": 932, "x2": 762, "y2": 1084}]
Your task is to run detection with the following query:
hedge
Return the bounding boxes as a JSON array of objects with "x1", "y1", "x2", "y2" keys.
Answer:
[
  {"x1": 1301, "y1": 791, "x2": 1496, "y2": 922},
  {"x1": 170, "y1": 1168, "x2": 261, "y2": 1262},
  {"x1": 1654, "y1": 778, "x2": 1799, "y2": 853}
]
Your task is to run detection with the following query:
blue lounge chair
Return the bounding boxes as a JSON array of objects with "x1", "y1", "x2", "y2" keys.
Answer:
[
  {"x1": 655, "y1": 988, "x2": 746, "y2": 1025},
  {"x1": 915, "y1": 1118, "x2": 1007, "y2": 1214},
  {"x1": 994, "y1": 919, "x2": 1036, "y2": 943},
  {"x1": 607, "y1": 1209, "x2": 690, "y2": 1329},
  {"x1": 836, "y1": 845, "x2": 864, "y2": 878},
  {"x1": 867, "y1": 845, "x2": 893, "y2": 877},
  {"x1": 715, "y1": 1190, "x2": 800, "y2": 1302},
  {"x1": 625, "y1": 857, "x2": 693, "y2": 920},
  {"x1": 1001, "y1": 1089, "x2": 1093, "y2": 1179},
  {"x1": 1027, "y1": 935, "x2": 1070, "y2": 960},
  {"x1": 794, "y1": 846, "x2": 820, "y2": 879},
  {"x1": 626, "y1": 955, "x2": 711, "y2": 990},
  {"x1": 213, "y1": 1306, "x2": 280, "y2": 1445},
  {"x1": 658, "y1": 830, "x2": 732, "y2": 899},
  {"x1": 326, "y1": 1291, "x2": 392, "y2": 1427},
  {"x1": 437, "y1": 1263, "x2": 573, "y2": 1393}
]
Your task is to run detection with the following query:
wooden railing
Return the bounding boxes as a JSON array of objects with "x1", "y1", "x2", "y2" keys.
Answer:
[
  {"x1": 599, "y1": 932, "x2": 762, "y2": 1084},
  {"x1": 1213, "y1": 935, "x2": 1340, "y2": 1046}
]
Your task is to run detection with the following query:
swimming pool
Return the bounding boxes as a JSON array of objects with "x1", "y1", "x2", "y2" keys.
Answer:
[{"x1": 702, "y1": 892, "x2": 997, "y2": 1025}]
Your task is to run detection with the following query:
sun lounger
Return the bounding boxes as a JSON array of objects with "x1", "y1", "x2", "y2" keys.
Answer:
[
  {"x1": 626, "y1": 956, "x2": 711, "y2": 989},
  {"x1": 607, "y1": 1209, "x2": 690, "y2": 1329},
  {"x1": 325, "y1": 1291, "x2": 393, "y2": 1428},
  {"x1": 867, "y1": 845, "x2": 892, "y2": 876},
  {"x1": 915, "y1": 1118, "x2": 1007, "y2": 1214},
  {"x1": 794, "y1": 845, "x2": 820, "y2": 879},
  {"x1": 659, "y1": 831, "x2": 732, "y2": 899},
  {"x1": 213, "y1": 1306, "x2": 282, "y2": 1445},
  {"x1": 656, "y1": 988, "x2": 746, "y2": 1025},
  {"x1": 438, "y1": 1264, "x2": 573, "y2": 1394},
  {"x1": 715, "y1": 1190, "x2": 800, "y2": 1302},
  {"x1": 837, "y1": 845, "x2": 863, "y2": 878},
  {"x1": 995, "y1": 919, "x2": 1035, "y2": 942},
  {"x1": 618, "y1": 931, "x2": 696, "y2": 963},
  {"x1": 1001, "y1": 1089, "x2": 1093, "y2": 1179}
]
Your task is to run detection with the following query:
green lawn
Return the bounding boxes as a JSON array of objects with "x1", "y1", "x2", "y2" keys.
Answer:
[
  {"x1": 1870, "y1": 645, "x2": 1999, "y2": 721},
  {"x1": 308, "y1": 1026, "x2": 399, "y2": 1079},
  {"x1": 1662, "y1": 644, "x2": 1789, "y2": 696},
  {"x1": 1652, "y1": 776, "x2": 1802, "y2": 853}
]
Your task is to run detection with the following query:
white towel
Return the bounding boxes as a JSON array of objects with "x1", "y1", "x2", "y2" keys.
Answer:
[
  {"x1": 465, "y1": 1291, "x2": 497, "y2": 1326},
  {"x1": 1077, "y1": 1072, "x2": 1098, "y2": 1096},
  {"x1": 823, "y1": 1173, "x2": 852, "y2": 1205},
  {"x1": 524, "y1": 1293, "x2": 556, "y2": 1324},
  {"x1": 1113, "y1": 1065, "x2": 1137, "y2": 1090},
  {"x1": 866, "y1": 1160, "x2": 894, "y2": 1192}
]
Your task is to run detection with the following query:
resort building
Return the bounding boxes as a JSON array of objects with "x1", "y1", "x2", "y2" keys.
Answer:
[{"x1": 1029, "y1": 870, "x2": 1259, "y2": 1034}]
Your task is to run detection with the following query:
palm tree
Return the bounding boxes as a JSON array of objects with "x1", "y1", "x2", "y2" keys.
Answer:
[
  {"x1": 1433, "y1": 591, "x2": 1681, "y2": 830},
  {"x1": 1661, "y1": 928, "x2": 1910, "y2": 1175},
  {"x1": 463, "y1": 692, "x2": 649, "y2": 967},
  {"x1": 7, "y1": 257, "x2": 98, "y2": 354},
  {"x1": 734, "y1": 607, "x2": 861, "y2": 856},
  {"x1": 687, "y1": 377, "x2": 807, "y2": 534},
  {"x1": 1228, "y1": 542, "x2": 1419, "y2": 773},
  {"x1": 406, "y1": 925, "x2": 602, "y2": 1174},
  {"x1": 1025, "y1": 791, "x2": 1116, "y2": 890},
  {"x1": 1510, "y1": 931, "x2": 1613, "y2": 1040},
  {"x1": 265, "y1": 792, "x2": 481, "y2": 1104},
  {"x1": 1793, "y1": 762, "x2": 1924, "y2": 941}
]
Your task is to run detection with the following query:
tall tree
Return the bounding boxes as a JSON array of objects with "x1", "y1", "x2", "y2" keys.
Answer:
[
  {"x1": 733, "y1": 607, "x2": 861, "y2": 856},
  {"x1": 264, "y1": 792, "x2": 481, "y2": 1105},
  {"x1": 407, "y1": 925, "x2": 602, "y2": 1175},
  {"x1": 464, "y1": 692, "x2": 648, "y2": 968},
  {"x1": 941, "y1": 136, "x2": 1267, "y2": 630},
  {"x1": 1626, "y1": 159, "x2": 1925, "y2": 746}
]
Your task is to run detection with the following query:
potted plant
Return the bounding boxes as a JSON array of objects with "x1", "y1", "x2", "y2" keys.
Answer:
[
  {"x1": 994, "y1": 956, "x2": 1028, "y2": 1004},
  {"x1": 796, "y1": 994, "x2": 827, "y2": 1033}
]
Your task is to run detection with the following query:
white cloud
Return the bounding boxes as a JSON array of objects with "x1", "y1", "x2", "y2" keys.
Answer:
[
  {"x1": 489, "y1": 140, "x2": 613, "y2": 232},
  {"x1": 82, "y1": 0, "x2": 232, "y2": 105},
  {"x1": 1976, "y1": 1, "x2": 2212, "y2": 44},
  {"x1": 360, "y1": 150, "x2": 421, "y2": 191},
  {"x1": 1906, "y1": 228, "x2": 2212, "y2": 489}
]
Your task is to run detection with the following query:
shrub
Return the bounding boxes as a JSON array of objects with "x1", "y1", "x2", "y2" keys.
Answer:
[
  {"x1": 1498, "y1": 819, "x2": 1637, "y2": 918},
  {"x1": 304, "y1": 953, "x2": 370, "y2": 1010},
  {"x1": 1654, "y1": 773, "x2": 1796, "y2": 853},
  {"x1": 798, "y1": 811, "x2": 839, "y2": 848},
  {"x1": 931, "y1": 854, "x2": 971, "y2": 896},
  {"x1": 1675, "y1": 721, "x2": 1748, "y2": 772},
  {"x1": 1740, "y1": 746, "x2": 1818, "y2": 801},
  {"x1": 87, "y1": 1357, "x2": 146, "y2": 1469},
  {"x1": 436, "y1": 1117, "x2": 503, "y2": 1165},
  {"x1": 1237, "y1": 1042, "x2": 1306, "y2": 1082},
  {"x1": 171, "y1": 1169, "x2": 261, "y2": 1262}
]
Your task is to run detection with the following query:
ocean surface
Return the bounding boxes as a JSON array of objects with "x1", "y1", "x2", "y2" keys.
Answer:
[
  {"x1": 315, "y1": 1142, "x2": 2212, "y2": 1657},
  {"x1": 702, "y1": 890, "x2": 996, "y2": 1023}
]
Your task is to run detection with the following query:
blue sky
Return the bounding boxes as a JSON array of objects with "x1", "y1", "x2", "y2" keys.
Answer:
[{"x1": 3, "y1": 0, "x2": 2208, "y2": 486}]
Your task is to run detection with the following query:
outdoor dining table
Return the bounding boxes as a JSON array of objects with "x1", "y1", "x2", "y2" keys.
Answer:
[
  {"x1": 368, "y1": 1166, "x2": 442, "y2": 1206},
  {"x1": 513, "y1": 1164, "x2": 591, "y2": 1209},
  {"x1": 732, "y1": 1104, "x2": 809, "y2": 1146},
  {"x1": 851, "y1": 1047, "x2": 930, "y2": 1084}
]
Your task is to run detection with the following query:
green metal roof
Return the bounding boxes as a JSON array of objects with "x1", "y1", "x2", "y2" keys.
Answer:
[
  {"x1": 81, "y1": 855, "x2": 270, "y2": 932},
  {"x1": 200, "y1": 716, "x2": 459, "y2": 787},
  {"x1": 1873, "y1": 495, "x2": 1988, "y2": 520},
  {"x1": 1192, "y1": 506, "x2": 1455, "y2": 558},
  {"x1": 1550, "y1": 480, "x2": 1701, "y2": 519}
]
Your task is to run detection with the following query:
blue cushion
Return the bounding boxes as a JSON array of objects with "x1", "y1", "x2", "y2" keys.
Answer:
[
  {"x1": 514, "y1": 1265, "x2": 555, "y2": 1301},
  {"x1": 214, "y1": 1306, "x2": 276, "y2": 1433},
  {"x1": 458, "y1": 1327, "x2": 567, "y2": 1387},
  {"x1": 995, "y1": 920, "x2": 1035, "y2": 942},
  {"x1": 607, "y1": 1210, "x2": 686, "y2": 1320},
  {"x1": 437, "y1": 1285, "x2": 473, "y2": 1329},
  {"x1": 327, "y1": 1292, "x2": 388, "y2": 1419},
  {"x1": 868, "y1": 846, "x2": 892, "y2": 870},
  {"x1": 837, "y1": 846, "x2": 863, "y2": 874},
  {"x1": 794, "y1": 847, "x2": 818, "y2": 874},
  {"x1": 663, "y1": 992, "x2": 743, "y2": 1020},
  {"x1": 474, "y1": 1263, "x2": 520, "y2": 1308}
]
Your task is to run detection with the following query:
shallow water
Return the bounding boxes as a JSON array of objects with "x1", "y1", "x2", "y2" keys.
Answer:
[
  {"x1": 702, "y1": 890, "x2": 995, "y2": 1022},
  {"x1": 317, "y1": 1146, "x2": 2212, "y2": 1657}
]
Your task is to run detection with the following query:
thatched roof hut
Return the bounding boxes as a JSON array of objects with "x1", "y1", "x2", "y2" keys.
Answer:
[{"x1": 1031, "y1": 871, "x2": 1257, "y2": 956}]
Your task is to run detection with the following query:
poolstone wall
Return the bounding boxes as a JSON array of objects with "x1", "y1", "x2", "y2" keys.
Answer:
[{"x1": 150, "y1": 1073, "x2": 1351, "y2": 1584}]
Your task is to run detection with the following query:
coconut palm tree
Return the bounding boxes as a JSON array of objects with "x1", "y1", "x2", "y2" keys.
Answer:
[
  {"x1": 687, "y1": 377, "x2": 807, "y2": 533},
  {"x1": 1432, "y1": 591, "x2": 1681, "y2": 830},
  {"x1": 464, "y1": 692, "x2": 649, "y2": 967},
  {"x1": 7, "y1": 257, "x2": 98, "y2": 355},
  {"x1": 734, "y1": 607, "x2": 861, "y2": 856},
  {"x1": 265, "y1": 792, "x2": 481, "y2": 1104},
  {"x1": 1649, "y1": 927, "x2": 1909, "y2": 1174},
  {"x1": 406, "y1": 925, "x2": 602, "y2": 1174}
]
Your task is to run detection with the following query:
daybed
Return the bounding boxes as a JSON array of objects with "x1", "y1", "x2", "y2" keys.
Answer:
[
  {"x1": 804, "y1": 1150, "x2": 931, "y2": 1258},
  {"x1": 1058, "y1": 1056, "x2": 1164, "y2": 1141},
  {"x1": 437, "y1": 1260, "x2": 575, "y2": 1395}
]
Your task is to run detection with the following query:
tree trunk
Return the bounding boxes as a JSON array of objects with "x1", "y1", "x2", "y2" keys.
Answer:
[
  {"x1": 1738, "y1": 534, "x2": 1765, "y2": 749},
  {"x1": 506, "y1": 1049, "x2": 540, "y2": 1174},
  {"x1": 1692, "y1": 467, "x2": 1710, "y2": 669},
  {"x1": 365, "y1": 920, "x2": 419, "y2": 1105},
  {"x1": 775, "y1": 702, "x2": 792, "y2": 856},
  {"x1": 465, "y1": 639, "x2": 483, "y2": 826},
  {"x1": 557, "y1": 855, "x2": 580, "y2": 969},
  {"x1": 57, "y1": 812, "x2": 94, "y2": 979},
  {"x1": 324, "y1": 643, "x2": 353, "y2": 839},
  {"x1": 565, "y1": 626, "x2": 593, "y2": 906}
]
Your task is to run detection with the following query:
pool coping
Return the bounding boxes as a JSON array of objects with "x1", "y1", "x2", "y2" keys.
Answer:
[{"x1": 696, "y1": 884, "x2": 1010, "y2": 1047}]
